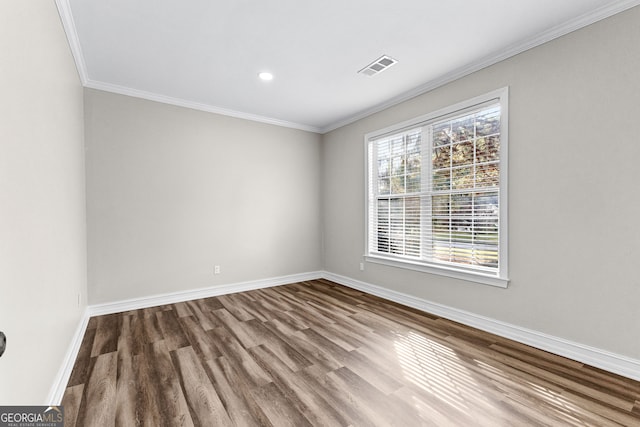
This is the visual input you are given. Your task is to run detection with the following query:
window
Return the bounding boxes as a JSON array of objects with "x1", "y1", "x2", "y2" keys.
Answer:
[{"x1": 365, "y1": 88, "x2": 508, "y2": 287}]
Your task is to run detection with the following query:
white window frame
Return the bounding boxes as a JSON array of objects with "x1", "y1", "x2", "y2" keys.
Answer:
[{"x1": 364, "y1": 87, "x2": 509, "y2": 288}]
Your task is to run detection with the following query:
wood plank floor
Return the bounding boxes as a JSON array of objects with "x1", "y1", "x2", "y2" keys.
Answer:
[{"x1": 62, "y1": 279, "x2": 640, "y2": 426}]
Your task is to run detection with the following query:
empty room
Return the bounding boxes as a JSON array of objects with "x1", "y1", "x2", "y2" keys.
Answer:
[{"x1": 1, "y1": 0, "x2": 639, "y2": 425}]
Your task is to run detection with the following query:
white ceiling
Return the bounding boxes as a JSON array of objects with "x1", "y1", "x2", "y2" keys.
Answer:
[{"x1": 61, "y1": 0, "x2": 638, "y2": 133}]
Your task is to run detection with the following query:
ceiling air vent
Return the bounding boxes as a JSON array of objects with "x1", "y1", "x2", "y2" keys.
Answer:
[{"x1": 358, "y1": 55, "x2": 398, "y2": 76}]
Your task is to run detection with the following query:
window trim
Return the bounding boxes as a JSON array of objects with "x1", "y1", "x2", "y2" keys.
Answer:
[{"x1": 364, "y1": 87, "x2": 509, "y2": 288}]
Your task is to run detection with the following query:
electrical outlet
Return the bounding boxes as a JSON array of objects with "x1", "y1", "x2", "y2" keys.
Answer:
[
  {"x1": 360, "y1": 262, "x2": 364, "y2": 271},
  {"x1": 214, "y1": 265, "x2": 220, "y2": 275}
]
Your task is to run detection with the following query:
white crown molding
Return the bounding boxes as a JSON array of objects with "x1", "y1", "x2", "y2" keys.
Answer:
[
  {"x1": 46, "y1": 307, "x2": 90, "y2": 405},
  {"x1": 319, "y1": 0, "x2": 640, "y2": 133},
  {"x1": 84, "y1": 80, "x2": 322, "y2": 134},
  {"x1": 56, "y1": 0, "x2": 639, "y2": 134},
  {"x1": 55, "y1": 0, "x2": 320, "y2": 133},
  {"x1": 323, "y1": 271, "x2": 640, "y2": 382},
  {"x1": 54, "y1": 0, "x2": 88, "y2": 85},
  {"x1": 87, "y1": 271, "x2": 324, "y2": 317}
]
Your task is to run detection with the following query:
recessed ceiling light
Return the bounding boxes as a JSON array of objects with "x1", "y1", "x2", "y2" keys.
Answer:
[{"x1": 258, "y1": 72, "x2": 274, "y2": 81}]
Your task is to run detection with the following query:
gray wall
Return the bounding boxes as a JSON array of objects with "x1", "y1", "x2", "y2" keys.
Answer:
[
  {"x1": 85, "y1": 90, "x2": 323, "y2": 304},
  {"x1": 323, "y1": 7, "x2": 640, "y2": 359},
  {"x1": 0, "y1": 1, "x2": 87, "y2": 403}
]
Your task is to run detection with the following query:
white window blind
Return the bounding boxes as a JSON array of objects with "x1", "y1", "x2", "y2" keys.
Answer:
[{"x1": 366, "y1": 89, "x2": 508, "y2": 286}]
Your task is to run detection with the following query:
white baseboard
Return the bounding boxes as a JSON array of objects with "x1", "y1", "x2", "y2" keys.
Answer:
[
  {"x1": 323, "y1": 271, "x2": 640, "y2": 382},
  {"x1": 47, "y1": 307, "x2": 90, "y2": 405},
  {"x1": 89, "y1": 271, "x2": 324, "y2": 316},
  {"x1": 49, "y1": 269, "x2": 639, "y2": 403},
  {"x1": 48, "y1": 271, "x2": 323, "y2": 404}
]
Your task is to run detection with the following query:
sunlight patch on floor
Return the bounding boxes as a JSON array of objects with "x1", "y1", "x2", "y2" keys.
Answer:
[
  {"x1": 394, "y1": 331, "x2": 488, "y2": 413},
  {"x1": 474, "y1": 359, "x2": 594, "y2": 426}
]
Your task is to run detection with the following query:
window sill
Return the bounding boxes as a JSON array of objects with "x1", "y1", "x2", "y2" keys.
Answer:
[{"x1": 364, "y1": 254, "x2": 509, "y2": 288}]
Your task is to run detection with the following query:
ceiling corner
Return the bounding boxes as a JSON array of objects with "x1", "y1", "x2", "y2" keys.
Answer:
[{"x1": 55, "y1": 0, "x2": 89, "y2": 85}]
